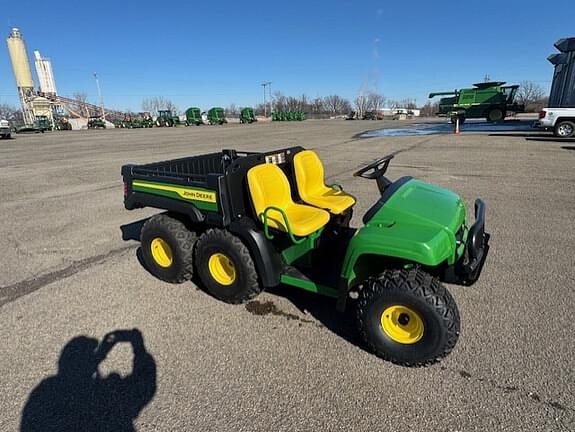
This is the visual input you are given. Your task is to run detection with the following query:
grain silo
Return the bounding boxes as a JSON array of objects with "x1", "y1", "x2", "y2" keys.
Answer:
[{"x1": 6, "y1": 28, "x2": 35, "y2": 123}]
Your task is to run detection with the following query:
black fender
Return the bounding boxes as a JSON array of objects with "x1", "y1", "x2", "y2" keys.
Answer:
[{"x1": 228, "y1": 221, "x2": 283, "y2": 288}]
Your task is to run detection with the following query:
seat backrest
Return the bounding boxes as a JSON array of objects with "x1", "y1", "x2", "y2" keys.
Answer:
[
  {"x1": 293, "y1": 150, "x2": 326, "y2": 200},
  {"x1": 247, "y1": 163, "x2": 293, "y2": 217}
]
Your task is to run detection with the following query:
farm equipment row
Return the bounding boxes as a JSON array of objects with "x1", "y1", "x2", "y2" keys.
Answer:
[{"x1": 272, "y1": 111, "x2": 306, "y2": 121}]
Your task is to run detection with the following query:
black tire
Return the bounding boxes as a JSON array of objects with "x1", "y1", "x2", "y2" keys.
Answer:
[
  {"x1": 554, "y1": 120, "x2": 575, "y2": 138},
  {"x1": 356, "y1": 269, "x2": 460, "y2": 367},
  {"x1": 140, "y1": 214, "x2": 196, "y2": 283},
  {"x1": 195, "y1": 228, "x2": 261, "y2": 304},
  {"x1": 487, "y1": 108, "x2": 504, "y2": 122}
]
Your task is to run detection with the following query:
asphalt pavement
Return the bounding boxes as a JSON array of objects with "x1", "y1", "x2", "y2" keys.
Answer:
[{"x1": 1, "y1": 119, "x2": 574, "y2": 431}]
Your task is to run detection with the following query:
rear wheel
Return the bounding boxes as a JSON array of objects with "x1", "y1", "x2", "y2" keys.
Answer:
[
  {"x1": 554, "y1": 120, "x2": 575, "y2": 138},
  {"x1": 356, "y1": 269, "x2": 460, "y2": 366},
  {"x1": 195, "y1": 228, "x2": 262, "y2": 303},
  {"x1": 487, "y1": 108, "x2": 504, "y2": 122},
  {"x1": 140, "y1": 214, "x2": 196, "y2": 283}
]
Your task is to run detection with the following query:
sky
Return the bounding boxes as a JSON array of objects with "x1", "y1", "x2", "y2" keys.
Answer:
[{"x1": 1, "y1": 0, "x2": 574, "y2": 112}]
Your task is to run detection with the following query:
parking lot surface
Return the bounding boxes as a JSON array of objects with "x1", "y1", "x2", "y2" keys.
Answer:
[{"x1": 1, "y1": 120, "x2": 574, "y2": 431}]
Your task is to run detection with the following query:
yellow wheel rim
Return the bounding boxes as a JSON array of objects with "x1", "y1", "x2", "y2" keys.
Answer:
[
  {"x1": 150, "y1": 237, "x2": 173, "y2": 268},
  {"x1": 381, "y1": 305, "x2": 424, "y2": 344},
  {"x1": 208, "y1": 253, "x2": 236, "y2": 285}
]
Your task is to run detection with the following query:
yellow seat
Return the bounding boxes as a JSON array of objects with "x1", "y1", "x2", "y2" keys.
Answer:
[
  {"x1": 293, "y1": 150, "x2": 356, "y2": 214},
  {"x1": 247, "y1": 163, "x2": 330, "y2": 237}
]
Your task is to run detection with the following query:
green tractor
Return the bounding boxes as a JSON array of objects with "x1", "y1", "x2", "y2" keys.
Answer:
[
  {"x1": 185, "y1": 107, "x2": 203, "y2": 126},
  {"x1": 155, "y1": 110, "x2": 180, "y2": 127},
  {"x1": 87, "y1": 116, "x2": 106, "y2": 129},
  {"x1": 122, "y1": 147, "x2": 489, "y2": 366},
  {"x1": 429, "y1": 81, "x2": 525, "y2": 123},
  {"x1": 207, "y1": 107, "x2": 227, "y2": 125},
  {"x1": 240, "y1": 107, "x2": 257, "y2": 124}
]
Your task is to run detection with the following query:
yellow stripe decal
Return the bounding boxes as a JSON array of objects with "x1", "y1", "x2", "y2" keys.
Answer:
[{"x1": 132, "y1": 181, "x2": 217, "y2": 203}]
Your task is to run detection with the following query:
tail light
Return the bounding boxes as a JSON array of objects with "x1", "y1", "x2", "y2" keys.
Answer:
[
  {"x1": 123, "y1": 182, "x2": 128, "y2": 199},
  {"x1": 538, "y1": 111, "x2": 546, "y2": 119}
]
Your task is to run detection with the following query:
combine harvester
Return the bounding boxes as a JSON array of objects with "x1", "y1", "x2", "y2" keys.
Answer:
[{"x1": 429, "y1": 82, "x2": 524, "y2": 123}]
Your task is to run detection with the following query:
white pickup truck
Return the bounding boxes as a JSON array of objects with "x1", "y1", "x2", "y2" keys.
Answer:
[
  {"x1": 534, "y1": 108, "x2": 575, "y2": 137},
  {"x1": 0, "y1": 119, "x2": 11, "y2": 139}
]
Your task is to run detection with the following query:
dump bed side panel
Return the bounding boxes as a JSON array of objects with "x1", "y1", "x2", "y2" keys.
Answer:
[{"x1": 122, "y1": 152, "x2": 233, "y2": 226}]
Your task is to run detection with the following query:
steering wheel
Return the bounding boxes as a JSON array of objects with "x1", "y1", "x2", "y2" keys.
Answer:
[{"x1": 353, "y1": 154, "x2": 394, "y2": 179}]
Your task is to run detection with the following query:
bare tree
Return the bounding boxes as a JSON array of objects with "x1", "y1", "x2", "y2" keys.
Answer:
[
  {"x1": 71, "y1": 92, "x2": 91, "y2": 117},
  {"x1": 226, "y1": 103, "x2": 239, "y2": 116},
  {"x1": 142, "y1": 96, "x2": 179, "y2": 114},
  {"x1": 322, "y1": 95, "x2": 352, "y2": 115},
  {"x1": 367, "y1": 92, "x2": 386, "y2": 112},
  {"x1": 400, "y1": 98, "x2": 418, "y2": 110},
  {"x1": 354, "y1": 94, "x2": 370, "y2": 118},
  {"x1": 420, "y1": 101, "x2": 439, "y2": 117},
  {"x1": 516, "y1": 81, "x2": 547, "y2": 112},
  {"x1": 0, "y1": 103, "x2": 20, "y2": 121}
]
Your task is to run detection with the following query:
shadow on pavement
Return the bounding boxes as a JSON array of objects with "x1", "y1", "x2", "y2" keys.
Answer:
[
  {"x1": 488, "y1": 132, "x2": 547, "y2": 138},
  {"x1": 20, "y1": 329, "x2": 156, "y2": 432},
  {"x1": 562, "y1": 146, "x2": 575, "y2": 151},
  {"x1": 259, "y1": 285, "x2": 361, "y2": 348},
  {"x1": 525, "y1": 136, "x2": 575, "y2": 143}
]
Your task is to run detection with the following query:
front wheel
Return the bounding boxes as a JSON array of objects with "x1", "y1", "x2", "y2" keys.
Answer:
[
  {"x1": 356, "y1": 269, "x2": 460, "y2": 367},
  {"x1": 554, "y1": 120, "x2": 575, "y2": 138}
]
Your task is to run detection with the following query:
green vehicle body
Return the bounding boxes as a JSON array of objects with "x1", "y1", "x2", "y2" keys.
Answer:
[
  {"x1": 207, "y1": 107, "x2": 227, "y2": 125},
  {"x1": 429, "y1": 81, "x2": 525, "y2": 122},
  {"x1": 185, "y1": 107, "x2": 203, "y2": 126},
  {"x1": 122, "y1": 147, "x2": 489, "y2": 365},
  {"x1": 240, "y1": 107, "x2": 257, "y2": 124},
  {"x1": 156, "y1": 110, "x2": 180, "y2": 127}
]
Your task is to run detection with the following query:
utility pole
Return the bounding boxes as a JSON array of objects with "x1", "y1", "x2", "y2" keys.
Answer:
[
  {"x1": 93, "y1": 72, "x2": 105, "y2": 120},
  {"x1": 268, "y1": 82, "x2": 272, "y2": 117},
  {"x1": 261, "y1": 81, "x2": 271, "y2": 117}
]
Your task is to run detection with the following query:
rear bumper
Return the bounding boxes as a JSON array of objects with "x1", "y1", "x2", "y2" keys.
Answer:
[{"x1": 443, "y1": 199, "x2": 490, "y2": 285}]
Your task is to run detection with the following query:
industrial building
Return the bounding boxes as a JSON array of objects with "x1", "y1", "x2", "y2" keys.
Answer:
[{"x1": 5, "y1": 27, "x2": 120, "y2": 129}]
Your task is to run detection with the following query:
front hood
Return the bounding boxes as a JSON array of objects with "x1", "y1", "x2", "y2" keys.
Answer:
[{"x1": 367, "y1": 179, "x2": 466, "y2": 261}]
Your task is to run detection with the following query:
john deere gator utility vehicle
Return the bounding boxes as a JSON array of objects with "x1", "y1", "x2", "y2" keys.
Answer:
[
  {"x1": 122, "y1": 147, "x2": 489, "y2": 366},
  {"x1": 429, "y1": 81, "x2": 524, "y2": 123},
  {"x1": 185, "y1": 107, "x2": 203, "y2": 126},
  {"x1": 207, "y1": 107, "x2": 227, "y2": 125},
  {"x1": 240, "y1": 107, "x2": 257, "y2": 124}
]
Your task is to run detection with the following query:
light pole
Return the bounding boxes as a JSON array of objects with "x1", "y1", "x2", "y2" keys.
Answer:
[
  {"x1": 93, "y1": 72, "x2": 105, "y2": 120},
  {"x1": 268, "y1": 82, "x2": 272, "y2": 117},
  {"x1": 261, "y1": 81, "x2": 271, "y2": 117}
]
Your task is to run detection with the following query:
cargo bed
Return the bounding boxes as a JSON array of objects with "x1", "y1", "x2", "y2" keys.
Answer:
[{"x1": 121, "y1": 147, "x2": 303, "y2": 227}]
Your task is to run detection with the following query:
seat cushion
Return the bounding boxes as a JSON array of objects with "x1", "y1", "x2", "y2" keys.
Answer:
[
  {"x1": 247, "y1": 163, "x2": 329, "y2": 237},
  {"x1": 304, "y1": 186, "x2": 356, "y2": 214},
  {"x1": 294, "y1": 150, "x2": 356, "y2": 214},
  {"x1": 264, "y1": 203, "x2": 330, "y2": 237}
]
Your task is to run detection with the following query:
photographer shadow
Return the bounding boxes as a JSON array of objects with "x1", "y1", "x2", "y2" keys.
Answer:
[{"x1": 21, "y1": 329, "x2": 156, "y2": 432}]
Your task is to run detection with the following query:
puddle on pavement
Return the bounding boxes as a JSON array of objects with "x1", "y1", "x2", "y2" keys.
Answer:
[{"x1": 360, "y1": 120, "x2": 536, "y2": 138}]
